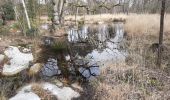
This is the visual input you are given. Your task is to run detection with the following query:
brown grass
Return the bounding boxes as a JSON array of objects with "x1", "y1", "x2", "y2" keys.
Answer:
[
  {"x1": 32, "y1": 83, "x2": 57, "y2": 100},
  {"x1": 65, "y1": 14, "x2": 127, "y2": 24},
  {"x1": 125, "y1": 14, "x2": 170, "y2": 36}
]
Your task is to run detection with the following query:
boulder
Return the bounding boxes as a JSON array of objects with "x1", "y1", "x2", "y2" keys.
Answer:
[
  {"x1": 79, "y1": 65, "x2": 100, "y2": 80},
  {"x1": 41, "y1": 58, "x2": 61, "y2": 77}
]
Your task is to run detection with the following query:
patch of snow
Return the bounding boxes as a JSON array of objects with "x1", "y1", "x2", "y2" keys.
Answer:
[
  {"x1": 10, "y1": 82, "x2": 80, "y2": 100},
  {"x1": 10, "y1": 92, "x2": 40, "y2": 100},
  {"x1": 10, "y1": 85, "x2": 40, "y2": 100},
  {"x1": 43, "y1": 83, "x2": 80, "y2": 100},
  {"x1": 3, "y1": 46, "x2": 33, "y2": 76}
]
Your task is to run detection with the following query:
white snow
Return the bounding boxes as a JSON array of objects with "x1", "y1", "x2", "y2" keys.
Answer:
[
  {"x1": 10, "y1": 85, "x2": 40, "y2": 100},
  {"x1": 2, "y1": 46, "x2": 33, "y2": 76},
  {"x1": 10, "y1": 92, "x2": 40, "y2": 100},
  {"x1": 10, "y1": 83, "x2": 80, "y2": 100},
  {"x1": 43, "y1": 83, "x2": 80, "y2": 100}
]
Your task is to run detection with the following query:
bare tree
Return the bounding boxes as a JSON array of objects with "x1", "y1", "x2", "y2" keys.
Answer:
[{"x1": 157, "y1": 0, "x2": 166, "y2": 67}]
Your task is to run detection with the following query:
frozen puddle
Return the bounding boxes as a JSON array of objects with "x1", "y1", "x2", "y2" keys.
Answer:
[
  {"x1": 10, "y1": 82, "x2": 80, "y2": 100},
  {"x1": 2, "y1": 46, "x2": 33, "y2": 76}
]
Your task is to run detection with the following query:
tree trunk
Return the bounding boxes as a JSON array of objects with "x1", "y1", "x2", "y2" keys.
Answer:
[
  {"x1": 157, "y1": 0, "x2": 166, "y2": 67},
  {"x1": 21, "y1": 0, "x2": 31, "y2": 30},
  {"x1": 53, "y1": 0, "x2": 65, "y2": 26}
]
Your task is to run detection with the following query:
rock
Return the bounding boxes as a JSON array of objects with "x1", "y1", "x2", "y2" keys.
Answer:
[
  {"x1": 79, "y1": 65, "x2": 100, "y2": 80},
  {"x1": 41, "y1": 58, "x2": 61, "y2": 77},
  {"x1": 2, "y1": 46, "x2": 33, "y2": 76},
  {"x1": 29, "y1": 63, "x2": 42, "y2": 76},
  {"x1": 79, "y1": 67, "x2": 91, "y2": 78},
  {"x1": 10, "y1": 82, "x2": 80, "y2": 100},
  {"x1": 0, "y1": 54, "x2": 5, "y2": 63},
  {"x1": 89, "y1": 66, "x2": 100, "y2": 76}
]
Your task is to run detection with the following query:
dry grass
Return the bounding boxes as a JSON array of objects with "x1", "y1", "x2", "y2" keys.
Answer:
[
  {"x1": 65, "y1": 14, "x2": 127, "y2": 24},
  {"x1": 94, "y1": 82, "x2": 132, "y2": 100},
  {"x1": 92, "y1": 61, "x2": 170, "y2": 100},
  {"x1": 32, "y1": 83, "x2": 57, "y2": 100},
  {"x1": 125, "y1": 14, "x2": 170, "y2": 36}
]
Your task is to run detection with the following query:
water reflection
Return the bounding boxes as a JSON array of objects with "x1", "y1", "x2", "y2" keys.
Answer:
[{"x1": 68, "y1": 22, "x2": 126, "y2": 65}]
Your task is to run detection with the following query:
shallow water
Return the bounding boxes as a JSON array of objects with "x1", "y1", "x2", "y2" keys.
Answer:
[{"x1": 68, "y1": 22, "x2": 126, "y2": 65}]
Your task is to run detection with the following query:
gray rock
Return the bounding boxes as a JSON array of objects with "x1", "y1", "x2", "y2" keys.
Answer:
[
  {"x1": 79, "y1": 65, "x2": 100, "y2": 80},
  {"x1": 41, "y1": 58, "x2": 61, "y2": 77},
  {"x1": 79, "y1": 67, "x2": 91, "y2": 78},
  {"x1": 89, "y1": 67, "x2": 100, "y2": 76}
]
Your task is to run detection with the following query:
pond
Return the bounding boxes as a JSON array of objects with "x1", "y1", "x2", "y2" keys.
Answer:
[{"x1": 67, "y1": 22, "x2": 127, "y2": 66}]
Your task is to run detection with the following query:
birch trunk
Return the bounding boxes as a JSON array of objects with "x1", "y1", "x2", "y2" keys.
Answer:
[
  {"x1": 53, "y1": 0, "x2": 65, "y2": 26},
  {"x1": 21, "y1": 0, "x2": 31, "y2": 29}
]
